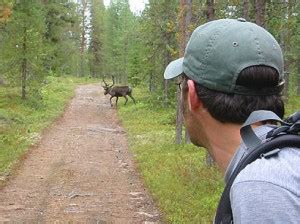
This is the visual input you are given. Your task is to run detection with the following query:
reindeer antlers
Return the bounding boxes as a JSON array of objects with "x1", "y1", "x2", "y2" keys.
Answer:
[
  {"x1": 102, "y1": 76, "x2": 115, "y2": 88},
  {"x1": 102, "y1": 77, "x2": 109, "y2": 87},
  {"x1": 111, "y1": 76, "x2": 115, "y2": 88}
]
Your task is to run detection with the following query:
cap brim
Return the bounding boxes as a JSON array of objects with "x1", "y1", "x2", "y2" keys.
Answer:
[{"x1": 164, "y1": 57, "x2": 184, "y2": 79}]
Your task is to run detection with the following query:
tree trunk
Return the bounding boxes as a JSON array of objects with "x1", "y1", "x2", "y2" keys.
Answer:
[
  {"x1": 176, "y1": 0, "x2": 192, "y2": 144},
  {"x1": 185, "y1": 128, "x2": 191, "y2": 143},
  {"x1": 80, "y1": 0, "x2": 87, "y2": 77},
  {"x1": 175, "y1": 85, "x2": 183, "y2": 144},
  {"x1": 243, "y1": 0, "x2": 249, "y2": 21},
  {"x1": 205, "y1": 0, "x2": 215, "y2": 165},
  {"x1": 281, "y1": 0, "x2": 291, "y2": 102},
  {"x1": 21, "y1": 58, "x2": 27, "y2": 100},
  {"x1": 255, "y1": 0, "x2": 266, "y2": 27},
  {"x1": 280, "y1": 31, "x2": 289, "y2": 101},
  {"x1": 149, "y1": 72, "x2": 154, "y2": 92},
  {"x1": 184, "y1": 0, "x2": 192, "y2": 144},
  {"x1": 21, "y1": 27, "x2": 27, "y2": 100},
  {"x1": 124, "y1": 36, "x2": 128, "y2": 84},
  {"x1": 206, "y1": 0, "x2": 215, "y2": 21},
  {"x1": 283, "y1": 70, "x2": 290, "y2": 102},
  {"x1": 163, "y1": 41, "x2": 172, "y2": 107},
  {"x1": 206, "y1": 152, "x2": 214, "y2": 166},
  {"x1": 163, "y1": 79, "x2": 169, "y2": 107}
]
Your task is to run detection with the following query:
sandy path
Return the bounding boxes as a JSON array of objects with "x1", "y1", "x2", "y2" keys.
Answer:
[{"x1": 0, "y1": 84, "x2": 161, "y2": 223}]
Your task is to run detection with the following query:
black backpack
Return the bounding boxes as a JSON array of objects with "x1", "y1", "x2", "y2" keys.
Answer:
[{"x1": 214, "y1": 110, "x2": 300, "y2": 224}]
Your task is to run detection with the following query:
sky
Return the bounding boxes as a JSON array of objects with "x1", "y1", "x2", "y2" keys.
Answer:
[{"x1": 103, "y1": 0, "x2": 148, "y2": 14}]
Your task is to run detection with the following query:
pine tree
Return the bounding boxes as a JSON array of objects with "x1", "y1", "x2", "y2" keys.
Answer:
[
  {"x1": 89, "y1": 0, "x2": 105, "y2": 78},
  {"x1": 104, "y1": 0, "x2": 135, "y2": 84},
  {"x1": 0, "y1": 1, "x2": 46, "y2": 99},
  {"x1": 140, "y1": 0, "x2": 178, "y2": 93},
  {"x1": 43, "y1": 0, "x2": 81, "y2": 76}
]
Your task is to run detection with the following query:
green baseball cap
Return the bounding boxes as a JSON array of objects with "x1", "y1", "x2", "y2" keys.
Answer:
[{"x1": 164, "y1": 18, "x2": 284, "y2": 95}]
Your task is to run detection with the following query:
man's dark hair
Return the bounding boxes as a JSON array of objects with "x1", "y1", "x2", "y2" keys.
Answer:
[{"x1": 193, "y1": 66, "x2": 284, "y2": 124}]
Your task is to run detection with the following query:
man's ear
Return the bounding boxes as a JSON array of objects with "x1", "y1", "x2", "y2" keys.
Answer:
[{"x1": 187, "y1": 80, "x2": 202, "y2": 111}]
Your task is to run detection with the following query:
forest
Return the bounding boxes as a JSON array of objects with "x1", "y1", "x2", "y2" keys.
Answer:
[
  {"x1": 0, "y1": 0, "x2": 300, "y2": 223},
  {"x1": 1, "y1": 0, "x2": 299, "y2": 102}
]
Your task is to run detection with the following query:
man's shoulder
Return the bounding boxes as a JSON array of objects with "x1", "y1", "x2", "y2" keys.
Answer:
[
  {"x1": 230, "y1": 177, "x2": 300, "y2": 224},
  {"x1": 230, "y1": 148, "x2": 300, "y2": 223},
  {"x1": 233, "y1": 147, "x2": 300, "y2": 196}
]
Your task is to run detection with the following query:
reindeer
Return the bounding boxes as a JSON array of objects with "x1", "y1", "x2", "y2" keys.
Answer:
[{"x1": 102, "y1": 77, "x2": 136, "y2": 107}]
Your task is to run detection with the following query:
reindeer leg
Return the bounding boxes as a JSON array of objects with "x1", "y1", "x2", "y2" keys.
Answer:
[
  {"x1": 129, "y1": 94, "x2": 136, "y2": 104},
  {"x1": 110, "y1": 96, "x2": 114, "y2": 107},
  {"x1": 124, "y1": 96, "x2": 128, "y2": 105},
  {"x1": 116, "y1": 97, "x2": 119, "y2": 107}
]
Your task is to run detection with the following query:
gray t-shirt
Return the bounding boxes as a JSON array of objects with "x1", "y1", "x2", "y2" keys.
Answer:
[{"x1": 225, "y1": 125, "x2": 300, "y2": 224}]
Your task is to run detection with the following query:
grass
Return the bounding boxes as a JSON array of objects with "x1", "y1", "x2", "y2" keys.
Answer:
[
  {"x1": 0, "y1": 76, "x2": 95, "y2": 180},
  {"x1": 118, "y1": 85, "x2": 300, "y2": 223}
]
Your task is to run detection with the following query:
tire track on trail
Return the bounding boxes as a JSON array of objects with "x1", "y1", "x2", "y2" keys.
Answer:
[{"x1": 0, "y1": 84, "x2": 162, "y2": 223}]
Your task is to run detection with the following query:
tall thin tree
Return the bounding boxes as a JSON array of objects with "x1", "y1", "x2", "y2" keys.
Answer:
[
  {"x1": 255, "y1": 0, "x2": 266, "y2": 27},
  {"x1": 176, "y1": 0, "x2": 192, "y2": 144},
  {"x1": 1, "y1": 1, "x2": 46, "y2": 99},
  {"x1": 89, "y1": 0, "x2": 105, "y2": 78},
  {"x1": 242, "y1": 0, "x2": 249, "y2": 21},
  {"x1": 206, "y1": 0, "x2": 214, "y2": 21},
  {"x1": 79, "y1": 0, "x2": 88, "y2": 77}
]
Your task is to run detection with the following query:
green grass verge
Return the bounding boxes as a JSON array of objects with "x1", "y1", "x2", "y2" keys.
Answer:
[
  {"x1": 118, "y1": 86, "x2": 300, "y2": 223},
  {"x1": 0, "y1": 76, "x2": 95, "y2": 178}
]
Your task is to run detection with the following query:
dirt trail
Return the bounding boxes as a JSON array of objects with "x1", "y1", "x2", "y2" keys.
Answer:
[{"x1": 0, "y1": 84, "x2": 162, "y2": 223}]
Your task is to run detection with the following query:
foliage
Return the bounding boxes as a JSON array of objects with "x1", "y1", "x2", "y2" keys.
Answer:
[
  {"x1": 0, "y1": 1, "x2": 46, "y2": 98},
  {"x1": 0, "y1": 1, "x2": 13, "y2": 24},
  {"x1": 89, "y1": 0, "x2": 105, "y2": 78},
  {"x1": 139, "y1": 0, "x2": 178, "y2": 93},
  {"x1": 44, "y1": 0, "x2": 81, "y2": 76},
  {"x1": 102, "y1": 0, "x2": 136, "y2": 84}
]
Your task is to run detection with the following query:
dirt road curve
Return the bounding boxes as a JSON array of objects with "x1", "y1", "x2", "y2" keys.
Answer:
[{"x1": 0, "y1": 84, "x2": 162, "y2": 223}]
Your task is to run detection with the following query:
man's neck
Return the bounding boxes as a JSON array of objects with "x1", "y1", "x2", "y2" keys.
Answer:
[{"x1": 203, "y1": 118, "x2": 242, "y2": 173}]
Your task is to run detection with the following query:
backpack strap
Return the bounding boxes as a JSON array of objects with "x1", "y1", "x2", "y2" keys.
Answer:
[
  {"x1": 214, "y1": 110, "x2": 300, "y2": 224},
  {"x1": 240, "y1": 110, "x2": 284, "y2": 150}
]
